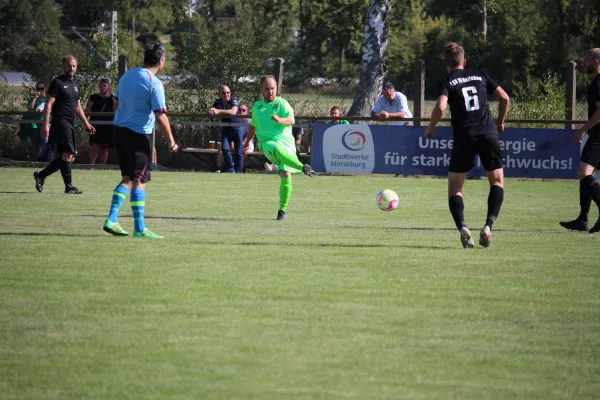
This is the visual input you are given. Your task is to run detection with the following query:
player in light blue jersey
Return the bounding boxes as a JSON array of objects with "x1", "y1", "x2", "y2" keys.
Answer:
[{"x1": 103, "y1": 42, "x2": 178, "y2": 239}]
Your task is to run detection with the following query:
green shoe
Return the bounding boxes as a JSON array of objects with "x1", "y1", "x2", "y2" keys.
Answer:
[
  {"x1": 133, "y1": 227, "x2": 164, "y2": 239},
  {"x1": 103, "y1": 220, "x2": 129, "y2": 236}
]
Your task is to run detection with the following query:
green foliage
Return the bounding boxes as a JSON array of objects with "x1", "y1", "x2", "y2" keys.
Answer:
[{"x1": 508, "y1": 73, "x2": 567, "y2": 128}]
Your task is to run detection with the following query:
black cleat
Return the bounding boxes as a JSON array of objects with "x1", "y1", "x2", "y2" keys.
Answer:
[
  {"x1": 33, "y1": 171, "x2": 44, "y2": 192},
  {"x1": 559, "y1": 219, "x2": 588, "y2": 232},
  {"x1": 276, "y1": 210, "x2": 286, "y2": 220},
  {"x1": 302, "y1": 164, "x2": 316, "y2": 177},
  {"x1": 589, "y1": 219, "x2": 600, "y2": 234},
  {"x1": 65, "y1": 185, "x2": 83, "y2": 194}
]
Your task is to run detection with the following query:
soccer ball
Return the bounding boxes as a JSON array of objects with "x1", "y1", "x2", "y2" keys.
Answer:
[{"x1": 376, "y1": 189, "x2": 399, "y2": 211}]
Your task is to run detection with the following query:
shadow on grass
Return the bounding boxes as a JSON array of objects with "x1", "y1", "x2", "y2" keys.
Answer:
[
  {"x1": 0, "y1": 191, "x2": 35, "y2": 194},
  {"x1": 342, "y1": 225, "x2": 569, "y2": 233},
  {"x1": 79, "y1": 214, "x2": 272, "y2": 222},
  {"x1": 0, "y1": 232, "x2": 104, "y2": 237}
]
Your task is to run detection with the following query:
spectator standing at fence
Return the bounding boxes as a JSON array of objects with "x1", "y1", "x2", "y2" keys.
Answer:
[
  {"x1": 560, "y1": 48, "x2": 600, "y2": 234},
  {"x1": 102, "y1": 42, "x2": 178, "y2": 239},
  {"x1": 209, "y1": 85, "x2": 243, "y2": 173},
  {"x1": 86, "y1": 78, "x2": 115, "y2": 165},
  {"x1": 33, "y1": 56, "x2": 95, "y2": 194},
  {"x1": 330, "y1": 106, "x2": 350, "y2": 124},
  {"x1": 424, "y1": 42, "x2": 510, "y2": 248},
  {"x1": 244, "y1": 75, "x2": 316, "y2": 220},
  {"x1": 21, "y1": 82, "x2": 51, "y2": 161},
  {"x1": 371, "y1": 82, "x2": 413, "y2": 126}
]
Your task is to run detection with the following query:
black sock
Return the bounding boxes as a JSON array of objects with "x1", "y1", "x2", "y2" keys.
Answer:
[
  {"x1": 578, "y1": 177, "x2": 592, "y2": 222},
  {"x1": 449, "y1": 195, "x2": 466, "y2": 230},
  {"x1": 485, "y1": 185, "x2": 504, "y2": 229},
  {"x1": 583, "y1": 175, "x2": 600, "y2": 215},
  {"x1": 39, "y1": 157, "x2": 62, "y2": 179},
  {"x1": 60, "y1": 160, "x2": 72, "y2": 187}
]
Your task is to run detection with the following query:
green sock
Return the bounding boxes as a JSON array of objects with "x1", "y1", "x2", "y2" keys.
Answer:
[
  {"x1": 279, "y1": 176, "x2": 292, "y2": 211},
  {"x1": 274, "y1": 146, "x2": 304, "y2": 170}
]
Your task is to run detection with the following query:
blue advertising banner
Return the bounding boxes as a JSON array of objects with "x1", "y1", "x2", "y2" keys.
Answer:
[{"x1": 311, "y1": 125, "x2": 580, "y2": 179}]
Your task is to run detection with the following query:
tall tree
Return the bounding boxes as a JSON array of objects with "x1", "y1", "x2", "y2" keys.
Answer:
[{"x1": 348, "y1": 0, "x2": 392, "y2": 116}]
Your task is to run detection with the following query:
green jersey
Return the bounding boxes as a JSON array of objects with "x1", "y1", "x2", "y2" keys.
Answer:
[{"x1": 250, "y1": 97, "x2": 295, "y2": 148}]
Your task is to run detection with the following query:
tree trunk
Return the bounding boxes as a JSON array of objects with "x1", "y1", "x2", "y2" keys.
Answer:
[
  {"x1": 338, "y1": 45, "x2": 345, "y2": 79},
  {"x1": 481, "y1": 0, "x2": 487, "y2": 41},
  {"x1": 348, "y1": 0, "x2": 392, "y2": 117}
]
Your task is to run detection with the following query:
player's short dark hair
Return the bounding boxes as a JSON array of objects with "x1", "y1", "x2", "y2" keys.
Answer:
[
  {"x1": 99, "y1": 78, "x2": 110, "y2": 85},
  {"x1": 444, "y1": 42, "x2": 465, "y2": 68},
  {"x1": 143, "y1": 42, "x2": 166, "y2": 67},
  {"x1": 383, "y1": 82, "x2": 395, "y2": 91},
  {"x1": 260, "y1": 75, "x2": 277, "y2": 87},
  {"x1": 330, "y1": 106, "x2": 341, "y2": 113},
  {"x1": 62, "y1": 55, "x2": 77, "y2": 65}
]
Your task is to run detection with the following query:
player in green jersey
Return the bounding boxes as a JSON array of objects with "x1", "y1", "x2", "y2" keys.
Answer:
[{"x1": 244, "y1": 75, "x2": 316, "y2": 220}]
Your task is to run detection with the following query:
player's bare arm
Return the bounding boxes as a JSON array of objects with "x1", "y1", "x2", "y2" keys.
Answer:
[
  {"x1": 76, "y1": 100, "x2": 96, "y2": 133},
  {"x1": 244, "y1": 125, "x2": 256, "y2": 151},
  {"x1": 574, "y1": 101, "x2": 600, "y2": 143},
  {"x1": 155, "y1": 111, "x2": 178, "y2": 152},
  {"x1": 493, "y1": 87, "x2": 510, "y2": 133},
  {"x1": 424, "y1": 95, "x2": 448, "y2": 139},
  {"x1": 40, "y1": 96, "x2": 56, "y2": 138}
]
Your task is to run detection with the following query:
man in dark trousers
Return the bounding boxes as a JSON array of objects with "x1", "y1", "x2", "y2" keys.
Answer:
[
  {"x1": 209, "y1": 85, "x2": 243, "y2": 173},
  {"x1": 34, "y1": 55, "x2": 95, "y2": 194}
]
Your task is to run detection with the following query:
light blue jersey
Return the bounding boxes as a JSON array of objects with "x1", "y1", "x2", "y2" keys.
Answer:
[{"x1": 114, "y1": 67, "x2": 167, "y2": 134}]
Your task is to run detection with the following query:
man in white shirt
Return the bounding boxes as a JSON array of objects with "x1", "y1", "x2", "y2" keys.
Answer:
[{"x1": 371, "y1": 82, "x2": 413, "y2": 125}]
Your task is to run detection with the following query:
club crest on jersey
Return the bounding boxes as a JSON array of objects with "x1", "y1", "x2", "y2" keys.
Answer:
[{"x1": 74, "y1": 86, "x2": 78, "y2": 93}]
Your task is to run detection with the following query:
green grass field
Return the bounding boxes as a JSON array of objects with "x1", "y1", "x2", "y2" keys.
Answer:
[{"x1": 1, "y1": 168, "x2": 599, "y2": 399}]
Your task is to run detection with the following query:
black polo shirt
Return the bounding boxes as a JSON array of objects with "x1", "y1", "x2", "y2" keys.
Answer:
[{"x1": 48, "y1": 74, "x2": 81, "y2": 124}]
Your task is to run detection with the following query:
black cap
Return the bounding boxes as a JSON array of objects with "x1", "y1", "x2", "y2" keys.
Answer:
[{"x1": 383, "y1": 82, "x2": 394, "y2": 90}]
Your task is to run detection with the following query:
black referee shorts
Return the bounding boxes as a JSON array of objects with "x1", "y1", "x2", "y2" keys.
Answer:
[
  {"x1": 114, "y1": 126, "x2": 152, "y2": 183},
  {"x1": 49, "y1": 119, "x2": 77, "y2": 155},
  {"x1": 580, "y1": 136, "x2": 600, "y2": 169},
  {"x1": 449, "y1": 133, "x2": 503, "y2": 173}
]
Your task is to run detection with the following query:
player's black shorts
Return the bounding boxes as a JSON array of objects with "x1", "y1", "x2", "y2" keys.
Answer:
[
  {"x1": 580, "y1": 135, "x2": 600, "y2": 169},
  {"x1": 449, "y1": 132, "x2": 503, "y2": 173},
  {"x1": 89, "y1": 124, "x2": 114, "y2": 147},
  {"x1": 114, "y1": 126, "x2": 151, "y2": 183},
  {"x1": 48, "y1": 119, "x2": 77, "y2": 155}
]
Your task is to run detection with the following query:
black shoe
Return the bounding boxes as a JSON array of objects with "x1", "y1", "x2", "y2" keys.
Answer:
[
  {"x1": 559, "y1": 219, "x2": 588, "y2": 232},
  {"x1": 276, "y1": 210, "x2": 286, "y2": 220},
  {"x1": 589, "y1": 219, "x2": 600, "y2": 234},
  {"x1": 33, "y1": 171, "x2": 44, "y2": 192},
  {"x1": 65, "y1": 186, "x2": 83, "y2": 194},
  {"x1": 302, "y1": 164, "x2": 316, "y2": 177}
]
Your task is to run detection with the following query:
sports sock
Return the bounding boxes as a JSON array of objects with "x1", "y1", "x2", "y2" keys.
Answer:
[
  {"x1": 274, "y1": 146, "x2": 304, "y2": 170},
  {"x1": 578, "y1": 177, "x2": 592, "y2": 222},
  {"x1": 130, "y1": 188, "x2": 146, "y2": 232},
  {"x1": 39, "y1": 157, "x2": 62, "y2": 179},
  {"x1": 60, "y1": 160, "x2": 72, "y2": 187},
  {"x1": 279, "y1": 176, "x2": 292, "y2": 211},
  {"x1": 449, "y1": 195, "x2": 466, "y2": 230},
  {"x1": 107, "y1": 184, "x2": 129, "y2": 223},
  {"x1": 485, "y1": 185, "x2": 504, "y2": 230},
  {"x1": 583, "y1": 175, "x2": 600, "y2": 213}
]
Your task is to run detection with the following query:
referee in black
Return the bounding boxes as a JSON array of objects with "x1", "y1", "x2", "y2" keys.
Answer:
[
  {"x1": 34, "y1": 55, "x2": 95, "y2": 194},
  {"x1": 560, "y1": 48, "x2": 600, "y2": 233},
  {"x1": 425, "y1": 42, "x2": 510, "y2": 248}
]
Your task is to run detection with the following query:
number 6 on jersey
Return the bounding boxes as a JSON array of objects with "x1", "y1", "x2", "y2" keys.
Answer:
[{"x1": 462, "y1": 86, "x2": 480, "y2": 111}]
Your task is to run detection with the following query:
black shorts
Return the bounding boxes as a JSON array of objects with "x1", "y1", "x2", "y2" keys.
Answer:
[
  {"x1": 114, "y1": 126, "x2": 151, "y2": 183},
  {"x1": 580, "y1": 136, "x2": 600, "y2": 169},
  {"x1": 48, "y1": 119, "x2": 77, "y2": 155},
  {"x1": 89, "y1": 124, "x2": 114, "y2": 147},
  {"x1": 449, "y1": 133, "x2": 503, "y2": 173}
]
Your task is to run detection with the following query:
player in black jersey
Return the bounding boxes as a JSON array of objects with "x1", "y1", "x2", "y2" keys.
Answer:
[
  {"x1": 425, "y1": 43, "x2": 510, "y2": 248},
  {"x1": 33, "y1": 55, "x2": 95, "y2": 194},
  {"x1": 560, "y1": 48, "x2": 600, "y2": 233}
]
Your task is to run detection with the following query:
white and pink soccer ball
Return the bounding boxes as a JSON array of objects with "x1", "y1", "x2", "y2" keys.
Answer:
[{"x1": 376, "y1": 189, "x2": 399, "y2": 211}]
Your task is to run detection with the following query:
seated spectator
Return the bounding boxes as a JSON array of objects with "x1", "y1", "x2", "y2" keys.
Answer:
[
  {"x1": 330, "y1": 106, "x2": 350, "y2": 124},
  {"x1": 239, "y1": 103, "x2": 254, "y2": 171},
  {"x1": 371, "y1": 82, "x2": 413, "y2": 125}
]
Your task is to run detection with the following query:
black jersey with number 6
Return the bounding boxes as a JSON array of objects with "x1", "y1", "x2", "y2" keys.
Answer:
[{"x1": 438, "y1": 69, "x2": 499, "y2": 136}]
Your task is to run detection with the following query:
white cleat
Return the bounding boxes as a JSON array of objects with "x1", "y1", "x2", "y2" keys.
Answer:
[
  {"x1": 459, "y1": 227, "x2": 475, "y2": 249},
  {"x1": 479, "y1": 226, "x2": 492, "y2": 248}
]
